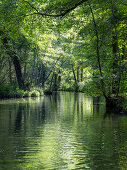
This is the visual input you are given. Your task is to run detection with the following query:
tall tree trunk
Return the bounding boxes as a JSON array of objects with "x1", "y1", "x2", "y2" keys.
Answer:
[
  {"x1": 72, "y1": 65, "x2": 78, "y2": 91},
  {"x1": 8, "y1": 58, "x2": 12, "y2": 84},
  {"x1": 53, "y1": 73, "x2": 58, "y2": 91},
  {"x1": 112, "y1": 35, "x2": 119, "y2": 95},
  {"x1": 12, "y1": 55, "x2": 25, "y2": 89},
  {"x1": 38, "y1": 64, "x2": 42, "y2": 87},
  {"x1": 111, "y1": 0, "x2": 122, "y2": 97},
  {"x1": 122, "y1": 45, "x2": 127, "y2": 69},
  {"x1": 57, "y1": 71, "x2": 61, "y2": 89},
  {"x1": 49, "y1": 72, "x2": 54, "y2": 91},
  {"x1": 32, "y1": 52, "x2": 36, "y2": 86},
  {"x1": 41, "y1": 64, "x2": 46, "y2": 87},
  {"x1": 35, "y1": 62, "x2": 38, "y2": 86},
  {"x1": 81, "y1": 67, "x2": 83, "y2": 82},
  {"x1": 77, "y1": 66, "x2": 79, "y2": 82},
  {"x1": 72, "y1": 65, "x2": 77, "y2": 84},
  {"x1": 88, "y1": 2, "x2": 107, "y2": 99},
  {"x1": 53, "y1": 71, "x2": 61, "y2": 91},
  {"x1": 23, "y1": 63, "x2": 27, "y2": 81},
  {"x1": 2, "y1": 37, "x2": 25, "y2": 89}
]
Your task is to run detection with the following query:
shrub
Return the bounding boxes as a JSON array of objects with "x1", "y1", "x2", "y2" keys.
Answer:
[
  {"x1": 36, "y1": 89, "x2": 44, "y2": 96},
  {"x1": 23, "y1": 90, "x2": 30, "y2": 97},
  {"x1": 0, "y1": 84, "x2": 15, "y2": 98},
  {"x1": 0, "y1": 83, "x2": 44, "y2": 98},
  {"x1": 9, "y1": 90, "x2": 17, "y2": 98},
  {"x1": 30, "y1": 90, "x2": 40, "y2": 97},
  {"x1": 16, "y1": 88, "x2": 24, "y2": 98}
]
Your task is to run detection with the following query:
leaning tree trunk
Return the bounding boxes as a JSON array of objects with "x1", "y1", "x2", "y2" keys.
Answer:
[
  {"x1": 72, "y1": 65, "x2": 78, "y2": 92},
  {"x1": 53, "y1": 73, "x2": 58, "y2": 91},
  {"x1": 2, "y1": 37, "x2": 25, "y2": 89},
  {"x1": 12, "y1": 54, "x2": 25, "y2": 89}
]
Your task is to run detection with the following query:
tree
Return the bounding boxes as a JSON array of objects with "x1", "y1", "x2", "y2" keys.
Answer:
[{"x1": 0, "y1": 0, "x2": 126, "y2": 107}]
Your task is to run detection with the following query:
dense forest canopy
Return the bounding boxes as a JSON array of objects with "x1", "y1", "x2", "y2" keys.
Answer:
[{"x1": 0, "y1": 0, "x2": 127, "y2": 106}]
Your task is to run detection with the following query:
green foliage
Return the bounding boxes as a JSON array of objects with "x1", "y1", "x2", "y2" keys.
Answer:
[
  {"x1": 16, "y1": 89, "x2": 24, "y2": 98},
  {"x1": 60, "y1": 79, "x2": 102, "y2": 97},
  {"x1": 80, "y1": 81, "x2": 102, "y2": 97},
  {"x1": 36, "y1": 89, "x2": 44, "y2": 96},
  {"x1": 30, "y1": 89, "x2": 40, "y2": 97},
  {"x1": 0, "y1": 0, "x2": 127, "y2": 101},
  {"x1": 60, "y1": 82, "x2": 75, "y2": 92},
  {"x1": 23, "y1": 90, "x2": 31, "y2": 97},
  {"x1": 0, "y1": 84, "x2": 13, "y2": 98},
  {"x1": 0, "y1": 84, "x2": 44, "y2": 99}
]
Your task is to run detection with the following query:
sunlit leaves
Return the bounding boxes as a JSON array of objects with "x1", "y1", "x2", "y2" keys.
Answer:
[{"x1": 0, "y1": 0, "x2": 126, "y2": 95}]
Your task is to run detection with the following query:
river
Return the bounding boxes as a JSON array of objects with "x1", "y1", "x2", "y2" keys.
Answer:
[{"x1": 0, "y1": 92, "x2": 127, "y2": 169}]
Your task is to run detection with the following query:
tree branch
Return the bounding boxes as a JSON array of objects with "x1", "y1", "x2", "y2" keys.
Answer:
[
  {"x1": 23, "y1": 0, "x2": 39, "y2": 13},
  {"x1": 23, "y1": 0, "x2": 87, "y2": 17}
]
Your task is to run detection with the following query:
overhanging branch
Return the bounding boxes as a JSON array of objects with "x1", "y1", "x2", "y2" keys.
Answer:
[
  {"x1": 23, "y1": 0, "x2": 39, "y2": 13},
  {"x1": 23, "y1": 0, "x2": 87, "y2": 17}
]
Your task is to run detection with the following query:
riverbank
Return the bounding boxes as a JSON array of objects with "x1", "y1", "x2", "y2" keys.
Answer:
[{"x1": 0, "y1": 84, "x2": 44, "y2": 99}]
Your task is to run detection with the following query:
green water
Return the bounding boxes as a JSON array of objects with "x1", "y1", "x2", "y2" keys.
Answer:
[{"x1": 0, "y1": 92, "x2": 127, "y2": 169}]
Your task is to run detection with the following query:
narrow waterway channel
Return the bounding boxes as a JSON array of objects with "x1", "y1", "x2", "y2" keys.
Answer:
[{"x1": 0, "y1": 92, "x2": 127, "y2": 169}]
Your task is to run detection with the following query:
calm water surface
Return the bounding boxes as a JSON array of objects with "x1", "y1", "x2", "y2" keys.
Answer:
[{"x1": 0, "y1": 92, "x2": 127, "y2": 169}]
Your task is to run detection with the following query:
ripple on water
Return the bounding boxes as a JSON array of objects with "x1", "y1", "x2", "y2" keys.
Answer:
[{"x1": 0, "y1": 93, "x2": 127, "y2": 169}]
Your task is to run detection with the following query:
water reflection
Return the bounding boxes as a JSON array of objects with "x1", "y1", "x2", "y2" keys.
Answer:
[{"x1": 0, "y1": 92, "x2": 127, "y2": 169}]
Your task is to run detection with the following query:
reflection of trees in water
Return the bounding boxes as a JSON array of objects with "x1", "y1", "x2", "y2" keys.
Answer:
[
  {"x1": 93, "y1": 97, "x2": 100, "y2": 114},
  {"x1": 12, "y1": 98, "x2": 47, "y2": 168},
  {"x1": 73, "y1": 93, "x2": 94, "y2": 121},
  {"x1": 84, "y1": 108, "x2": 123, "y2": 169},
  {"x1": 1, "y1": 93, "x2": 127, "y2": 169},
  {"x1": 40, "y1": 98, "x2": 46, "y2": 122},
  {"x1": 12, "y1": 95, "x2": 127, "y2": 169},
  {"x1": 14, "y1": 104, "x2": 23, "y2": 133},
  {"x1": 71, "y1": 96, "x2": 121, "y2": 169},
  {"x1": 0, "y1": 98, "x2": 47, "y2": 167},
  {"x1": 81, "y1": 94, "x2": 84, "y2": 121}
]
